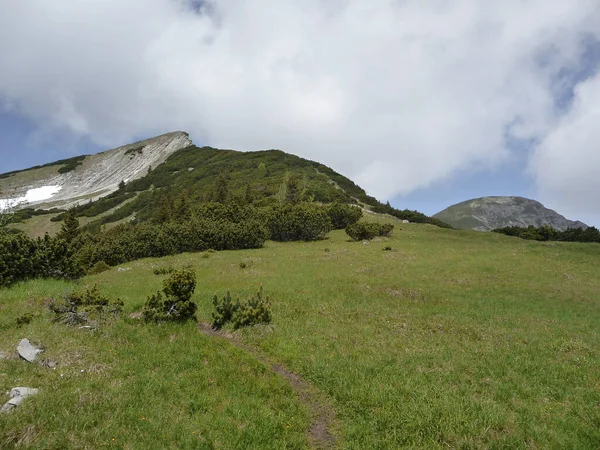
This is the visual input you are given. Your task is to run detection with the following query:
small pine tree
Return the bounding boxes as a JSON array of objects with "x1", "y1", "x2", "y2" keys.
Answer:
[
  {"x1": 56, "y1": 211, "x2": 81, "y2": 244},
  {"x1": 214, "y1": 174, "x2": 230, "y2": 204},
  {"x1": 244, "y1": 184, "x2": 254, "y2": 204},
  {"x1": 142, "y1": 269, "x2": 197, "y2": 322},
  {"x1": 257, "y1": 162, "x2": 267, "y2": 178},
  {"x1": 174, "y1": 191, "x2": 192, "y2": 222}
]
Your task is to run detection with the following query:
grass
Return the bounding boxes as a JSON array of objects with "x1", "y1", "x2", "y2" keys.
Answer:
[{"x1": 1, "y1": 217, "x2": 600, "y2": 448}]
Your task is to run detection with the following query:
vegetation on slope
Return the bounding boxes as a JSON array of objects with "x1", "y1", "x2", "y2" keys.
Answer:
[
  {"x1": 493, "y1": 224, "x2": 600, "y2": 243},
  {"x1": 0, "y1": 155, "x2": 87, "y2": 179},
  {"x1": 1, "y1": 219, "x2": 598, "y2": 448},
  {"x1": 42, "y1": 145, "x2": 449, "y2": 229}
]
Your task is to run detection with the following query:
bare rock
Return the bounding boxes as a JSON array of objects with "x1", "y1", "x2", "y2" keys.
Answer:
[
  {"x1": 17, "y1": 339, "x2": 43, "y2": 362},
  {"x1": 0, "y1": 387, "x2": 39, "y2": 414},
  {"x1": 39, "y1": 359, "x2": 57, "y2": 369}
]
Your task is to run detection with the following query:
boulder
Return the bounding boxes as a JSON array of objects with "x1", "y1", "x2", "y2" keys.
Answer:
[{"x1": 17, "y1": 339, "x2": 43, "y2": 362}]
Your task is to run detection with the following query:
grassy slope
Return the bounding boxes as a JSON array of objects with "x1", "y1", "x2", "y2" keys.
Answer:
[{"x1": 1, "y1": 217, "x2": 599, "y2": 448}]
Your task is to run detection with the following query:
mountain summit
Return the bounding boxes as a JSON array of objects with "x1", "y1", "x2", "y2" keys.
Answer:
[
  {"x1": 0, "y1": 131, "x2": 192, "y2": 210},
  {"x1": 433, "y1": 196, "x2": 588, "y2": 231}
]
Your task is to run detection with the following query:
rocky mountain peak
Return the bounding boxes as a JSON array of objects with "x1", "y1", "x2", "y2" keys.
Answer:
[
  {"x1": 434, "y1": 196, "x2": 588, "y2": 231},
  {"x1": 0, "y1": 131, "x2": 193, "y2": 210}
]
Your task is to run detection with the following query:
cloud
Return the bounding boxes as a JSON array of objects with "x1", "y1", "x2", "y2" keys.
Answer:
[
  {"x1": 0, "y1": 0, "x2": 599, "y2": 219},
  {"x1": 530, "y1": 74, "x2": 600, "y2": 225}
]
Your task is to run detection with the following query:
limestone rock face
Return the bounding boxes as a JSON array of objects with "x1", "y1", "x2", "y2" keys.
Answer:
[
  {"x1": 434, "y1": 196, "x2": 588, "y2": 231},
  {"x1": 0, "y1": 131, "x2": 193, "y2": 210}
]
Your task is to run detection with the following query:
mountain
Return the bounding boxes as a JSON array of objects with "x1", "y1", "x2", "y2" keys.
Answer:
[
  {"x1": 1, "y1": 131, "x2": 451, "y2": 235},
  {"x1": 434, "y1": 196, "x2": 588, "y2": 231},
  {"x1": 0, "y1": 132, "x2": 192, "y2": 210}
]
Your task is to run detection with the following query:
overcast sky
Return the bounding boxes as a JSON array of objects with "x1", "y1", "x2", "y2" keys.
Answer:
[{"x1": 1, "y1": 1, "x2": 599, "y2": 225}]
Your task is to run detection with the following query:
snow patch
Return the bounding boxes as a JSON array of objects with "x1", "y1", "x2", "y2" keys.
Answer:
[{"x1": 0, "y1": 185, "x2": 62, "y2": 211}]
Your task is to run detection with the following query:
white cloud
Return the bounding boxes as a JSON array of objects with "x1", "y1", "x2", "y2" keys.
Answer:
[
  {"x1": 530, "y1": 74, "x2": 600, "y2": 226},
  {"x1": 0, "y1": 0, "x2": 599, "y2": 220}
]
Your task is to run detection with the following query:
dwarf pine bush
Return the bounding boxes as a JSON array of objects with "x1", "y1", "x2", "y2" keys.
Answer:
[
  {"x1": 142, "y1": 269, "x2": 198, "y2": 323},
  {"x1": 212, "y1": 285, "x2": 272, "y2": 330},
  {"x1": 231, "y1": 285, "x2": 272, "y2": 330},
  {"x1": 212, "y1": 290, "x2": 238, "y2": 330},
  {"x1": 49, "y1": 284, "x2": 123, "y2": 326},
  {"x1": 345, "y1": 222, "x2": 394, "y2": 241}
]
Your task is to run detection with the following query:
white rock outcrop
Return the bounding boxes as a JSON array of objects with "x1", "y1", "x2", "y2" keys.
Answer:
[{"x1": 0, "y1": 131, "x2": 193, "y2": 210}]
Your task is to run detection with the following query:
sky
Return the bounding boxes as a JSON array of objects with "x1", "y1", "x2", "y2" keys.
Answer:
[{"x1": 1, "y1": 1, "x2": 599, "y2": 226}]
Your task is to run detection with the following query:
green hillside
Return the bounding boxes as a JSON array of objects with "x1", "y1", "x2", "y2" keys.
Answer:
[
  {"x1": 24, "y1": 145, "x2": 446, "y2": 232},
  {"x1": 1, "y1": 216, "x2": 599, "y2": 448}
]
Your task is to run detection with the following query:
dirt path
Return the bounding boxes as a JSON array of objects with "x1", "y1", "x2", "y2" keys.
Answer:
[{"x1": 198, "y1": 323, "x2": 338, "y2": 449}]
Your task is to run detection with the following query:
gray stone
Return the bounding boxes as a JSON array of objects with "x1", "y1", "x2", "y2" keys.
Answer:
[
  {"x1": 17, "y1": 339, "x2": 43, "y2": 362},
  {"x1": 0, "y1": 387, "x2": 39, "y2": 414},
  {"x1": 40, "y1": 359, "x2": 57, "y2": 369},
  {"x1": 117, "y1": 267, "x2": 130, "y2": 272},
  {"x1": 9, "y1": 387, "x2": 39, "y2": 399},
  {"x1": 402, "y1": 220, "x2": 410, "y2": 224},
  {"x1": 0, "y1": 351, "x2": 6, "y2": 360}
]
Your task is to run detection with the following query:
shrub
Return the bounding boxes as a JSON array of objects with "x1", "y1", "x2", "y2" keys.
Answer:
[
  {"x1": 345, "y1": 222, "x2": 395, "y2": 241},
  {"x1": 268, "y1": 203, "x2": 332, "y2": 241},
  {"x1": 383, "y1": 246, "x2": 392, "y2": 251},
  {"x1": 212, "y1": 290, "x2": 238, "y2": 330},
  {"x1": 0, "y1": 232, "x2": 84, "y2": 288},
  {"x1": 88, "y1": 261, "x2": 111, "y2": 275},
  {"x1": 326, "y1": 202, "x2": 363, "y2": 229},
  {"x1": 212, "y1": 285, "x2": 272, "y2": 330},
  {"x1": 76, "y1": 219, "x2": 269, "y2": 269},
  {"x1": 16, "y1": 313, "x2": 34, "y2": 327},
  {"x1": 231, "y1": 285, "x2": 272, "y2": 330},
  {"x1": 142, "y1": 269, "x2": 198, "y2": 323},
  {"x1": 153, "y1": 266, "x2": 175, "y2": 275},
  {"x1": 49, "y1": 284, "x2": 123, "y2": 326}
]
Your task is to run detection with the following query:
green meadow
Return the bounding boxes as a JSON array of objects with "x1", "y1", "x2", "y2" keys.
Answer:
[{"x1": 1, "y1": 215, "x2": 599, "y2": 449}]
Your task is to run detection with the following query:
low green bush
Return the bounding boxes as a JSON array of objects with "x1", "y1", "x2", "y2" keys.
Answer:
[
  {"x1": 212, "y1": 290, "x2": 238, "y2": 330},
  {"x1": 231, "y1": 285, "x2": 272, "y2": 330},
  {"x1": 268, "y1": 203, "x2": 332, "y2": 241},
  {"x1": 16, "y1": 313, "x2": 34, "y2": 327},
  {"x1": 345, "y1": 222, "x2": 394, "y2": 241},
  {"x1": 142, "y1": 269, "x2": 198, "y2": 323},
  {"x1": 49, "y1": 284, "x2": 123, "y2": 326},
  {"x1": 153, "y1": 266, "x2": 175, "y2": 275},
  {"x1": 326, "y1": 202, "x2": 363, "y2": 229},
  {"x1": 212, "y1": 285, "x2": 272, "y2": 330},
  {"x1": 88, "y1": 261, "x2": 111, "y2": 275}
]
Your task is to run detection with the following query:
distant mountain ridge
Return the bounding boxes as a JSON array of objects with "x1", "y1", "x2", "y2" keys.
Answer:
[{"x1": 434, "y1": 196, "x2": 588, "y2": 231}]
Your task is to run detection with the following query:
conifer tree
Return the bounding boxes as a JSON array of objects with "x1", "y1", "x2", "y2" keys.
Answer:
[{"x1": 214, "y1": 174, "x2": 230, "y2": 204}]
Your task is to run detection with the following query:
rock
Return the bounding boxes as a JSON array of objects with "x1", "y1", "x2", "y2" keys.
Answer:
[
  {"x1": 39, "y1": 359, "x2": 57, "y2": 369},
  {"x1": 117, "y1": 267, "x2": 130, "y2": 272},
  {"x1": 402, "y1": 220, "x2": 410, "y2": 224},
  {"x1": 0, "y1": 387, "x2": 39, "y2": 414},
  {"x1": 9, "y1": 387, "x2": 39, "y2": 399},
  {"x1": 0, "y1": 351, "x2": 6, "y2": 360},
  {"x1": 17, "y1": 339, "x2": 43, "y2": 362}
]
